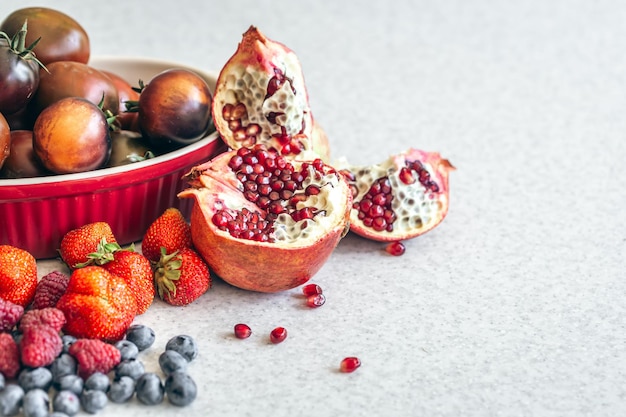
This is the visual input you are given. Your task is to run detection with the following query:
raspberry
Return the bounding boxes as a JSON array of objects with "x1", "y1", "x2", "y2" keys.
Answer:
[
  {"x1": 20, "y1": 324, "x2": 63, "y2": 368},
  {"x1": 31, "y1": 271, "x2": 70, "y2": 309},
  {"x1": 68, "y1": 339, "x2": 121, "y2": 378},
  {"x1": 0, "y1": 333, "x2": 20, "y2": 378},
  {"x1": 19, "y1": 307, "x2": 66, "y2": 332},
  {"x1": 0, "y1": 298, "x2": 24, "y2": 332}
]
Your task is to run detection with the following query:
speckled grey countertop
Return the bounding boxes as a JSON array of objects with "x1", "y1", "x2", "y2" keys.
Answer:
[{"x1": 2, "y1": 0, "x2": 625, "y2": 416}]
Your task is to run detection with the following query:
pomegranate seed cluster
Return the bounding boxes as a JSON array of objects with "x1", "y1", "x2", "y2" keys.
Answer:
[{"x1": 212, "y1": 145, "x2": 343, "y2": 244}]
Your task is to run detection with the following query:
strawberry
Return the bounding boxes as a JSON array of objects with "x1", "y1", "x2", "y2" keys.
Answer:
[
  {"x1": 141, "y1": 208, "x2": 192, "y2": 263},
  {"x1": 59, "y1": 222, "x2": 117, "y2": 269},
  {"x1": 0, "y1": 298, "x2": 24, "y2": 332},
  {"x1": 0, "y1": 332, "x2": 20, "y2": 378},
  {"x1": 154, "y1": 247, "x2": 211, "y2": 306},
  {"x1": 31, "y1": 270, "x2": 70, "y2": 309},
  {"x1": 69, "y1": 338, "x2": 121, "y2": 378},
  {"x1": 20, "y1": 324, "x2": 63, "y2": 368},
  {"x1": 0, "y1": 245, "x2": 38, "y2": 307},
  {"x1": 56, "y1": 266, "x2": 137, "y2": 342},
  {"x1": 19, "y1": 307, "x2": 66, "y2": 332}
]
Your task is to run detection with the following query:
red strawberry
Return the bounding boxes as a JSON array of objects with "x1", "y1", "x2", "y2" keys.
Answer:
[
  {"x1": 0, "y1": 298, "x2": 24, "y2": 332},
  {"x1": 20, "y1": 324, "x2": 63, "y2": 368},
  {"x1": 19, "y1": 308, "x2": 66, "y2": 332},
  {"x1": 101, "y1": 249, "x2": 155, "y2": 315},
  {"x1": 154, "y1": 247, "x2": 211, "y2": 306},
  {"x1": 68, "y1": 338, "x2": 121, "y2": 378},
  {"x1": 59, "y1": 222, "x2": 117, "y2": 269},
  {"x1": 0, "y1": 333, "x2": 20, "y2": 378},
  {"x1": 31, "y1": 271, "x2": 70, "y2": 309},
  {"x1": 141, "y1": 208, "x2": 192, "y2": 262},
  {"x1": 0, "y1": 245, "x2": 38, "y2": 307}
]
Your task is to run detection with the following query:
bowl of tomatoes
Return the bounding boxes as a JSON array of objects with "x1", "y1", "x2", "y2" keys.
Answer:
[{"x1": 0, "y1": 56, "x2": 227, "y2": 259}]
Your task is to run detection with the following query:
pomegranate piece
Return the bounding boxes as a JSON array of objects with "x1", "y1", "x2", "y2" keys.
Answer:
[
  {"x1": 234, "y1": 323, "x2": 252, "y2": 339},
  {"x1": 179, "y1": 145, "x2": 352, "y2": 293},
  {"x1": 301, "y1": 283, "x2": 323, "y2": 297},
  {"x1": 269, "y1": 327, "x2": 287, "y2": 344},
  {"x1": 385, "y1": 241, "x2": 406, "y2": 256},
  {"x1": 338, "y1": 148, "x2": 454, "y2": 242},
  {"x1": 340, "y1": 357, "x2": 361, "y2": 373},
  {"x1": 305, "y1": 293, "x2": 326, "y2": 308}
]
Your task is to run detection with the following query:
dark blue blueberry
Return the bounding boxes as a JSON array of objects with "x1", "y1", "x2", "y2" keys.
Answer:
[
  {"x1": 51, "y1": 353, "x2": 78, "y2": 385},
  {"x1": 158, "y1": 350, "x2": 188, "y2": 376},
  {"x1": 56, "y1": 374, "x2": 84, "y2": 396},
  {"x1": 22, "y1": 388, "x2": 49, "y2": 417},
  {"x1": 0, "y1": 383, "x2": 24, "y2": 416},
  {"x1": 80, "y1": 389, "x2": 108, "y2": 414},
  {"x1": 108, "y1": 376, "x2": 135, "y2": 404},
  {"x1": 114, "y1": 340, "x2": 139, "y2": 361},
  {"x1": 115, "y1": 359, "x2": 145, "y2": 380},
  {"x1": 0, "y1": 373, "x2": 5, "y2": 391},
  {"x1": 135, "y1": 372, "x2": 164, "y2": 405},
  {"x1": 53, "y1": 390, "x2": 80, "y2": 416},
  {"x1": 49, "y1": 412, "x2": 71, "y2": 417},
  {"x1": 164, "y1": 371, "x2": 197, "y2": 407},
  {"x1": 165, "y1": 335, "x2": 198, "y2": 362},
  {"x1": 61, "y1": 335, "x2": 77, "y2": 353},
  {"x1": 125, "y1": 325, "x2": 155, "y2": 351},
  {"x1": 84, "y1": 372, "x2": 110, "y2": 392},
  {"x1": 18, "y1": 367, "x2": 53, "y2": 391}
]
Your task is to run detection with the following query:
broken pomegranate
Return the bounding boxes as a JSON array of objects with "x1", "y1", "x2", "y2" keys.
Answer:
[
  {"x1": 212, "y1": 26, "x2": 328, "y2": 160},
  {"x1": 179, "y1": 144, "x2": 351, "y2": 293},
  {"x1": 338, "y1": 148, "x2": 454, "y2": 242}
]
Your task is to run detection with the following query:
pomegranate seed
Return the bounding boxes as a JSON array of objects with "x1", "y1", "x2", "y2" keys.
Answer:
[
  {"x1": 234, "y1": 323, "x2": 252, "y2": 339},
  {"x1": 340, "y1": 357, "x2": 361, "y2": 373},
  {"x1": 306, "y1": 293, "x2": 326, "y2": 308},
  {"x1": 269, "y1": 327, "x2": 287, "y2": 344},
  {"x1": 302, "y1": 283, "x2": 323, "y2": 296},
  {"x1": 385, "y1": 241, "x2": 406, "y2": 256},
  {"x1": 398, "y1": 166, "x2": 416, "y2": 185}
]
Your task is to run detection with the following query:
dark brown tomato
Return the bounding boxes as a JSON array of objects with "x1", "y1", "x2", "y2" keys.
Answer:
[
  {"x1": 138, "y1": 68, "x2": 212, "y2": 148},
  {"x1": 32, "y1": 61, "x2": 119, "y2": 118},
  {"x1": 106, "y1": 131, "x2": 155, "y2": 167},
  {"x1": 0, "y1": 7, "x2": 90, "y2": 65},
  {"x1": 0, "y1": 113, "x2": 9, "y2": 169},
  {"x1": 0, "y1": 130, "x2": 49, "y2": 178},
  {"x1": 0, "y1": 38, "x2": 40, "y2": 115},
  {"x1": 100, "y1": 70, "x2": 140, "y2": 131},
  {"x1": 33, "y1": 97, "x2": 111, "y2": 174}
]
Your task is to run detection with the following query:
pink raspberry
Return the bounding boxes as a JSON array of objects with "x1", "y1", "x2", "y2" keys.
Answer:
[
  {"x1": 69, "y1": 338, "x2": 121, "y2": 378},
  {"x1": 31, "y1": 271, "x2": 70, "y2": 309},
  {"x1": 0, "y1": 333, "x2": 20, "y2": 378},
  {"x1": 19, "y1": 307, "x2": 66, "y2": 332},
  {"x1": 0, "y1": 298, "x2": 24, "y2": 332},
  {"x1": 20, "y1": 324, "x2": 63, "y2": 368}
]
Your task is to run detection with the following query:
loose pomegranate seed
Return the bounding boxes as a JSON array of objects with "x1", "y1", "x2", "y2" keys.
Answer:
[
  {"x1": 340, "y1": 357, "x2": 361, "y2": 373},
  {"x1": 306, "y1": 293, "x2": 326, "y2": 308},
  {"x1": 269, "y1": 327, "x2": 287, "y2": 344},
  {"x1": 234, "y1": 323, "x2": 252, "y2": 339},
  {"x1": 302, "y1": 283, "x2": 323, "y2": 296},
  {"x1": 385, "y1": 241, "x2": 406, "y2": 256}
]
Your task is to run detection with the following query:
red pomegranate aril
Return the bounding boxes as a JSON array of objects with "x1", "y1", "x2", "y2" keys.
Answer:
[
  {"x1": 340, "y1": 357, "x2": 361, "y2": 373},
  {"x1": 234, "y1": 323, "x2": 252, "y2": 339},
  {"x1": 386, "y1": 241, "x2": 406, "y2": 256},
  {"x1": 269, "y1": 327, "x2": 287, "y2": 344},
  {"x1": 306, "y1": 293, "x2": 326, "y2": 308},
  {"x1": 305, "y1": 185, "x2": 321, "y2": 196},
  {"x1": 368, "y1": 205, "x2": 384, "y2": 219},
  {"x1": 399, "y1": 166, "x2": 416, "y2": 185},
  {"x1": 302, "y1": 283, "x2": 323, "y2": 296},
  {"x1": 371, "y1": 217, "x2": 387, "y2": 232}
]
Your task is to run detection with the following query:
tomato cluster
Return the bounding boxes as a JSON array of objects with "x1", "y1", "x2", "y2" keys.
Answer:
[{"x1": 0, "y1": 7, "x2": 213, "y2": 178}]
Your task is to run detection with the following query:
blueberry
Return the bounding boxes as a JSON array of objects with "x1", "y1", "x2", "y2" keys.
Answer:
[
  {"x1": 53, "y1": 390, "x2": 80, "y2": 416},
  {"x1": 114, "y1": 340, "x2": 139, "y2": 361},
  {"x1": 50, "y1": 353, "x2": 77, "y2": 385},
  {"x1": 84, "y1": 372, "x2": 110, "y2": 392},
  {"x1": 0, "y1": 383, "x2": 24, "y2": 416},
  {"x1": 49, "y1": 412, "x2": 71, "y2": 417},
  {"x1": 164, "y1": 371, "x2": 197, "y2": 407},
  {"x1": 0, "y1": 373, "x2": 4, "y2": 391},
  {"x1": 115, "y1": 358, "x2": 145, "y2": 380},
  {"x1": 22, "y1": 388, "x2": 48, "y2": 417},
  {"x1": 18, "y1": 367, "x2": 53, "y2": 391},
  {"x1": 135, "y1": 372, "x2": 164, "y2": 405},
  {"x1": 125, "y1": 325, "x2": 155, "y2": 351},
  {"x1": 61, "y1": 335, "x2": 77, "y2": 353},
  {"x1": 108, "y1": 376, "x2": 135, "y2": 404},
  {"x1": 165, "y1": 335, "x2": 198, "y2": 362},
  {"x1": 158, "y1": 350, "x2": 188, "y2": 376},
  {"x1": 56, "y1": 374, "x2": 83, "y2": 396},
  {"x1": 80, "y1": 389, "x2": 108, "y2": 414}
]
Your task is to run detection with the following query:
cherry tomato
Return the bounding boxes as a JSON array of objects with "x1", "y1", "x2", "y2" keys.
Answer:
[
  {"x1": 106, "y1": 131, "x2": 155, "y2": 168},
  {"x1": 100, "y1": 70, "x2": 140, "y2": 131},
  {"x1": 0, "y1": 130, "x2": 49, "y2": 178},
  {"x1": 0, "y1": 7, "x2": 89, "y2": 65},
  {"x1": 0, "y1": 113, "x2": 9, "y2": 169},
  {"x1": 138, "y1": 69, "x2": 212, "y2": 147},
  {"x1": 33, "y1": 97, "x2": 111, "y2": 174},
  {"x1": 31, "y1": 61, "x2": 119, "y2": 118}
]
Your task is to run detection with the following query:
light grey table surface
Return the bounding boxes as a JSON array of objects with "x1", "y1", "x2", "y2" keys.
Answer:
[{"x1": 2, "y1": 1, "x2": 624, "y2": 416}]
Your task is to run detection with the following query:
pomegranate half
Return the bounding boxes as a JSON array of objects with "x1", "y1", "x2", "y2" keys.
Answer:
[
  {"x1": 179, "y1": 145, "x2": 351, "y2": 292},
  {"x1": 338, "y1": 148, "x2": 454, "y2": 242}
]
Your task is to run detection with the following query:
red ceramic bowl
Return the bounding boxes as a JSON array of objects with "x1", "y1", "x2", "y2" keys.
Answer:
[{"x1": 0, "y1": 56, "x2": 227, "y2": 259}]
